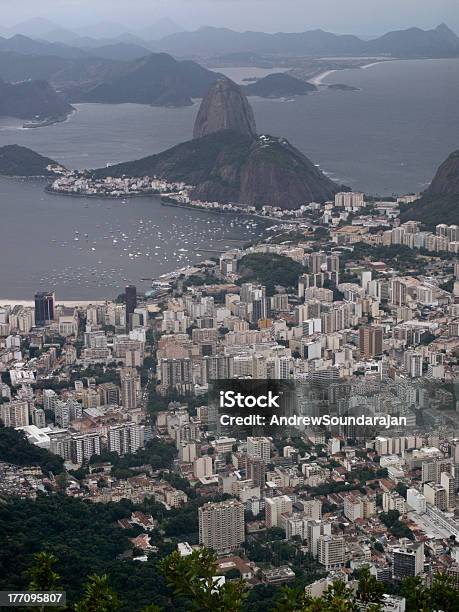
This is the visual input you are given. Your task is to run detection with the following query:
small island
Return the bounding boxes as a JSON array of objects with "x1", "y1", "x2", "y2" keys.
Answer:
[
  {"x1": 328, "y1": 83, "x2": 361, "y2": 91},
  {"x1": 244, "y1": 72, "x2": 317, "y2": 98}
]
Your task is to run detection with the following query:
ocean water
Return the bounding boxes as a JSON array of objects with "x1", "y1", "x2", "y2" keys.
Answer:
[
  {"x1": 0, "y1": 178, "x2": 264, "y2": 299},
  {"x1": 0, "y1": 58, "x2": 457, "y2": 299}
]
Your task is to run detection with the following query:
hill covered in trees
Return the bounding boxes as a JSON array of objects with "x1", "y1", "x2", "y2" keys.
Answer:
[
  {"x1": 0, "y1": 426, "x2": 63, "y2": 474},
  {"x1": 0, "y1": 145, "x2": 63, "y2": 177},
  {"x1": 237, "y1": 253, "x2": 306, "y2": 294},
  {"x1": 400, "y1": 150, "x2": 459, "y2": 227}
]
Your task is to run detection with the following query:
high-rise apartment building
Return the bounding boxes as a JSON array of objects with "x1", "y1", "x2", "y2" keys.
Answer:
[
  {"x1": 423, "y1": 482, "x2": 447, "y2": 511},
  {"x1": 0, "y1": 400, "x2": 29, "y2": 427},
  {"x1": 70, "y1": 432, "x2": 102, "y2": 465},
  {"x1": 34, "y1": 291, "x2": 55, "y2": 326},
  {"x1": 265, "y1": 495, "x2": 293, "y2": 528},
  {"x1": 307, "y1": 520, "x2": 332, "y2": 558},
  {"x1": 359, "y1": 326, "x2": 383, "y2": 358},
  {"x1": 198, "y1": 500, "x2": 245, "y2": 554},
  {"x1": 318, "y1": 535, "x2": 346, "y2": 570},
  {"x1": 441, "y1": 471, "x2": 456, "y2": 511},
  {"x1": 393, "y1": 541, "x2": 424, "y2": 579},
  {"x1": 108, "y1": 423, "x2": 144, "y2": 455},
  {"x1": 125, "y1": 285, "x2": 137, "y2": 330},
  {"x1": 193, "y1": 455, "x2": 213, "y2": 478},
  {"x1": 247, "y1": 456, "x2": 266, "y2": 490},
  {"x1": 247, "y1": 436, "x2": 271, "y2": 463},
  {"x1": 334, "y1": 192, "x2": 364, "y2": 209},
  {"x1": 120, "y1": 368, "x2": 139, "y2": 410}
]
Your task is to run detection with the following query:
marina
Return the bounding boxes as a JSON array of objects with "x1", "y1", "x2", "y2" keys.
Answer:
[{"x1": 0, "y1": 177, "x2": 267, "y2": 300}]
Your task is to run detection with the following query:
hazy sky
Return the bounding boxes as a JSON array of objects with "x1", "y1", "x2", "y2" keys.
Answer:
[{"x1": 1, "y1": 0, "x2": 458, "y2": 35}]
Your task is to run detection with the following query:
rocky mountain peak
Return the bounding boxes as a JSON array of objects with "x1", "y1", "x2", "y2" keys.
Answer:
[{"x1": 193, "y1": 77, "x2": 257, "y2": 140}]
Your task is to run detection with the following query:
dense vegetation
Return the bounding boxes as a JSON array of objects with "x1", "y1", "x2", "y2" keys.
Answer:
[
  {"x1": 0, "y1": 426, "x2": 64, "y2": 474},
  {"x1": 7, "y1": 546, "x2": 459, "y2": 611},
  {"x1": 237, "y1": 253, "x2": 306, "y2": 295},
  {"x1": 93, "y1": 130, "x2": 254, "y2": 185},
  {"x1": 380, "y1": 509, "x2": 415, "y2": 540},
  {"x1": 341, "y1": 242, "x2": 425, "y2": 271},
  {"x1": 90, "y1": 438, "x2": 178, "y2": 472},
  {"x1": 0, "y1": 144, "x2": 60, "y2": 177},
  {"x1": 0, "y1": 496, "x2": 130, "y2": 603},
  {"x1": 400, "y1": 194, "x2": 459, "y2": 228}
]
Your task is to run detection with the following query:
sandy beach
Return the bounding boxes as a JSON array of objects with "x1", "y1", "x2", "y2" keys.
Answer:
[
  {"x1": 310, "y1": 59, "x2": 390, "y2": 86},
  {"x1": 309, "y1": 69, "x2": 338, "y2": 85}
]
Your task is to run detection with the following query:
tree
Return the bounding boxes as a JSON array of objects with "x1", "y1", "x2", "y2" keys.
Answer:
[
  {"x1": 273, "y1": 586, "x2": 308, "y2": 611},
  {"x1": 74, "y1": 574, "x2": 120, "y2": 612},
  {"x1": 356, "y1": 566, "x2": 384, "y2": 605},
  {"x1": 400, "y1": 576, "x2": 430, "y2": 612},
  {"x1": 0, "y1": 426, "x2": 64, "y2": 474},
  {"x1": 428, "y1": 573, "x2": 459, "y2": 612},
  {"x1": 266, "y1": 527, "x2": 286, "y2": 541},
  {"x1": 225, "y1": 568, "x2": 241, "y2": 580},
  {"x1": 159, "y1": 549, "x2": 246, "y2": 611},
  {"x1": 374, "y1": 541, "x2": 384, "y2": 553},
  {"x1": 27, "y1": 552, "x2": 62, "y2": 612},
  {"x1": 395, "y1": 483, "x2": 408, "y2": 499},
  {"x1": 322, "y1": 580, "x2": 358, "y2": 612},
  {"x1": 28, "y1": 552, "x2": 61, "y2": 592},
  {"x1": 276, "y1": 580, "x2": 360, "y2": 612}
]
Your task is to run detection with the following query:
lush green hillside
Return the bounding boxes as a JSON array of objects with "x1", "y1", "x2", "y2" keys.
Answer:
[
  {"x1": 93, "y1": 129, "x2": 342, "y2": 208},
  {"x1": 400, "y1": 150, "x2": 459, "y2": 228},
  {"x1": 0, "y1": 426, "x2": 63, "y2": 474},
  {"x1": 0, "y1": 145, "x2": 62, "y2": 176},
  {"x1": 0, "y1": 495, "x2": 171, "y2": 609},
  {"x1": 400, "y1": 194, "x2": 458, "y2": 228},
  {"x1": 237, "y1": 253, "x2": 306, "y2": 294}
]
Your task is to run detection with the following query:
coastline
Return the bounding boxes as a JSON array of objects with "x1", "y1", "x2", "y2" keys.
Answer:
[
  {"x1": 23, "y1": 110, "x2": 74, "y2": 130},
  {"x1": 0, "y1": 299, "x2": 108, "y2": 307},
  {"x1": 309, "y1": 70, "x2": 338, "y2": 86},
  {"x1": 44, "y1": 185, "x2": 163, "y2": 199},
  {"x1": 161, "y1": 198, "x2": 312, "y2": 225},
  {"x1": 310, "y1": 59, "x2": 391, "y2": 86}
]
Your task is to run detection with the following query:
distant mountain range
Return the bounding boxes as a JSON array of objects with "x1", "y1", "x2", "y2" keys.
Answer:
[
  {"x1": 0, "y1": 33, "x2": 153, "y2": 61},
  {"x1": 0, "y1": 22, "x2": 457, "y2": 113},
  {"x1": 1, "y1": 17, "x2": 183, "y2": 47},
  {"x1": 158, "y1": 23, "x2": 459, "y2": 59},
  {"x1": 74, "y1": 54, "x2": 221, "y2": 106},
  {"x1": 0, "y1": 47, "x2": 222, "y2": 108},
  {"x1": 1, "y1": 22, "x2": 458, "y2": 65},
  {"x1": 0, "y1": 34, "x2": 89, "y2": 59}
]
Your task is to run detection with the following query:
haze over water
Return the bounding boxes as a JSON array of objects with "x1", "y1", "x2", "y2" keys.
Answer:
[{"x1": 0, "y1": 58, "x2": 458, "y2": 299}]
